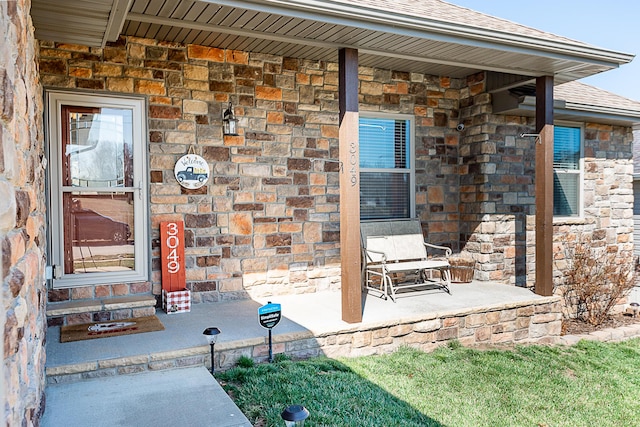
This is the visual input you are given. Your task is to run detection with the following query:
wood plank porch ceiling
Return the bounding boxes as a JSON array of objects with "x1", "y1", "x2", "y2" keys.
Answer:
[{"x1": 31, "y1": 0, "x2": 634, "y2": 84}]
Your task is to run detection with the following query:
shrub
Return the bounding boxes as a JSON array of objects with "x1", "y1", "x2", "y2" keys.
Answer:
[
  {"x1": 236, "y1": 355, "x2": 255, "y2": 368},
  {"x1": 273, "y1": 353, "x2": 291, "y2": 363},
  {"x1": 559, "y1": 234, "x2": 636, "y2": 326}
]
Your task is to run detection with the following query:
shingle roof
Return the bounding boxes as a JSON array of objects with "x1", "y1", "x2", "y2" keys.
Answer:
[
  {"x1": 340, "y1": 0, "x2": 588, "y2": 45},
  {"x1": 555, "y1": 81, "x2": 640, "y2": 114},
  {"x1": 553, "y1": 81, "x2": 640, "y2": 174}
]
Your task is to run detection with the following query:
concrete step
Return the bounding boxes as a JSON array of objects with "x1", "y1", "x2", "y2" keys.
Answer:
[
  {"x1": 45, "y1": 331, "x2": 313, "y2": 384},
  {"x1": 46, "y1": 342, "x2": 216, "y2": 383},
  {"x1": 45, "y1": 298, "x2": 316, "y2": 384},
  {"x1": 46, "y1": 295, "x2": 157, "y2": 326}
]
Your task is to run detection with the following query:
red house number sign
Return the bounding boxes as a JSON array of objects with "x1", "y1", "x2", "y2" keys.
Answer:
[{"x1": 160, "y1": 221, "x2": 186, "y2": 292}]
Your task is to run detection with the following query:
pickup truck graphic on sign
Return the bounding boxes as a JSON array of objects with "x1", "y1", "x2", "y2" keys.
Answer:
[{"x1": 176, "y1": 166, "x2": 208, "y2": 183}]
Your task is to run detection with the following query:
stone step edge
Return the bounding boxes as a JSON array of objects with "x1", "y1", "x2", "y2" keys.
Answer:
[
  {"x1": 46, "y1": 295, "x2": 157, "y2": 317},
  {"x1": 557, "y1": 322, "x2": 640, "y2": 346},
  {"x1": 45, "y1": 332, "x2": 317, "y2": 383},
  {"x1": 45, "y1": 331, "x2": 314, "y2": 378}
]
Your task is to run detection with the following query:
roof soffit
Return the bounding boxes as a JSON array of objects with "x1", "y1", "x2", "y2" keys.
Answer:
[
  {"x1": 32, "y1": 0, "x2": 635, "y2": 81},
  {"x1": 213, "y1": 0, "x2": 632, "y2": 64}
]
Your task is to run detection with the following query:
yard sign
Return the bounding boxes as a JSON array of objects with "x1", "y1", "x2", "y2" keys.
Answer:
[
  {"x1": 258, "y1": 302, "x2": 281, "y2": 362},
  {"x1": 258, "y1": 302, "x2": 282, "y2": 329}
]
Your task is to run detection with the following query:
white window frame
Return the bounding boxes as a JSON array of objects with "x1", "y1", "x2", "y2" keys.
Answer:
[
  {"x1": 359, "y1": 112, "x2": 416, "y2": 220},
  {"x1": 553, "y1": 121, "x2": 584, "y2": 220},
  {"x1": 46, "y1": 90, "x2": 149, "y2": 288}
]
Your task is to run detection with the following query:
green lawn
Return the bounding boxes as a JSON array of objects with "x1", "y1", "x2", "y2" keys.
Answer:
[{"x1": 218, "y1": 339, "x2": 640, "y2": 427}]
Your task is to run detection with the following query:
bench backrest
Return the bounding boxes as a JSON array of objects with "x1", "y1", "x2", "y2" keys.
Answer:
[{"x1": 360, "y1": 219, "x2": 428, "y2": 263}]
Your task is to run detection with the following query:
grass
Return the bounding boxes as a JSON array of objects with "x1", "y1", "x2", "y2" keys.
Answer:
[{"x1": 217, "y1": 339, "x2": 640, "y2": 426}]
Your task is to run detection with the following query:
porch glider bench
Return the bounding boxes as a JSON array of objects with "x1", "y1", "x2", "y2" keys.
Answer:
[{"x1": 361, "y1": 219, "x2": 452, "y2": 301}]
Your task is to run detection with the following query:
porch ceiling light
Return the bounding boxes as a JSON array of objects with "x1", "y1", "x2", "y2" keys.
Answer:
[
  {"x1": 222, "y1": 102, "x2": 238, "y2": 136},
  {"x1": 203, "y1": 327, "x2": 221, "y2": 374},
  {"x1": 281, "y1": 405, "x2": 310, "y2": 427}
]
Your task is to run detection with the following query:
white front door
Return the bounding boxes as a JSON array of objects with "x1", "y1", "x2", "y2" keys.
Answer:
[{"x1": 47, "y1": 91, "x2": 149, "y2": 288}]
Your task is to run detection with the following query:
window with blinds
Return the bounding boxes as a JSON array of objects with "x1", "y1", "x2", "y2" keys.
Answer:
[
  {"x1": 359, "y1": 116, "x2": 414, "y2": 220},
  {"x1": 553, "y1": 125, "x2": 582, "y2": 217}
]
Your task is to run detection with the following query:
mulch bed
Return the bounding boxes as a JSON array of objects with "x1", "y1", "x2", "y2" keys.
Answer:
[{"x1": 562, "y1": 313, "x2": 640, "y2": 336}]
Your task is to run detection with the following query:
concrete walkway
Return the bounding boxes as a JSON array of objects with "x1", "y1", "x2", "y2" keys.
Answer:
[{"x1": 41, "y1": 366, "x2": 252, "y2": 427}]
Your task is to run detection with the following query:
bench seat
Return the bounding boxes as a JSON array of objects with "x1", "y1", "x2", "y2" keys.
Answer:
[
  {"x1": 361, "y1": 219, "x2": 451, "y2": 301},
  {"x1": 382, "y1": 260, "x2": 450, "y2": 273}
]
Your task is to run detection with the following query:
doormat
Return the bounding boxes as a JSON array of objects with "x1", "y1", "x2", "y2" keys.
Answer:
[{"x1": 60, "y1": 316, "x2": 165, "y2": 343}]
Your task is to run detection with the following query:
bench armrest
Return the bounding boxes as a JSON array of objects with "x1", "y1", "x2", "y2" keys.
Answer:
[
  {"x1": 423, "y1": 242, "x2": 452, "y2": 258},
  {"x1": 363, "y1": 247, "x2": 387, "y2": 263}
]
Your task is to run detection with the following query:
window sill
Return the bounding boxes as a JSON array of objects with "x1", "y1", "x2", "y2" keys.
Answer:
[{"x1": 553, "y1": 216, "x2": 587, "y2": 226}]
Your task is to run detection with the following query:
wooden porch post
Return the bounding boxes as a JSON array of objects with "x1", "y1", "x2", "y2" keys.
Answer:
[
  {"x1": 339, "y1": 48, "x2": 362, "y2": 323},
  {"x1": 535, "y1": 76, "x2": 554, "y2": 296}
]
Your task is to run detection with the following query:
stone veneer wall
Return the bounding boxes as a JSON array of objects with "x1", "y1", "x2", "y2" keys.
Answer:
[
  {"x1": 38, "y1": 36, "x2": 634, "y2": 311},
  {"x1": 39, "y1": 36, "x2": 467, "y2": 305},
  {"x1": 551, "y1": 123, "x2": 635, "y2": 286},
  {"x1": 458, "y1": 84, "x2": 536, "y2": 286},
  {"x1": 458, "y1": 83, "x2": 635, "y2": 289},
  {"x1": 1, "y1": 0, "x2": 48, "y2": 425}
]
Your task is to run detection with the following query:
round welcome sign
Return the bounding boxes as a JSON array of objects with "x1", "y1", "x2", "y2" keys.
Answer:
[{"x1": 174, "y1": 154, "x2": 210, "y2": 189}]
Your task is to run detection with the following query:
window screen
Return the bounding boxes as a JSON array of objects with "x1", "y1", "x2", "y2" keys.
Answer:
[{"x1": 359, "y1": 117, "x2": 412, "y2": 220}]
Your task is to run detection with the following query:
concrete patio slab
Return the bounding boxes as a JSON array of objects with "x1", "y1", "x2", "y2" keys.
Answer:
[{"x1": 46, "y1": 282, "x2": 543, "y2": 368}]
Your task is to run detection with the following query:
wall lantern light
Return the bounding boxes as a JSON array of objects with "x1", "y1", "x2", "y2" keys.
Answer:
[
  {"x1": 222, "y1": 102, "x2": 238, "y2": 136},
  {"x1": 203, "y1": 326, "x2": 221, "y2": 374},
  {"x1": 281, "y1": 405, "x2": 310, "y2": 427}
]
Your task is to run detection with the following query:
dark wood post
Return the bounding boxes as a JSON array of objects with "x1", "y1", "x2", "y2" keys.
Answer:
[
  {"x1": 338, "y1": 48, "x2": 362, "y2": 323},
  {"x1": 535, "y1": 76, "x2": 554, "y2": 296}
]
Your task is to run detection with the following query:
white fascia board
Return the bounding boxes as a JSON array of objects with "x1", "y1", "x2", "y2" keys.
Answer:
[
  {"x1": 519, "y1": 96, "x2": 640, "y2": 125},
  {"x1": 205, "y1": 0, "x2": 634, "y2": 67},
  {"x1": 104, "y1": 0, "x2": 134, "y2": 45},
  {"x1": 557, "y1": 108, "x2": 640, "y2": 126},
  {"x1": 564, "y1": 102, "x2": 640, "y2": 120}
]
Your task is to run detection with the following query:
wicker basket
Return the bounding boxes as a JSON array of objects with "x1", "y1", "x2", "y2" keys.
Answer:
[{"x1": 449, "y1": 258, "x2": 475, "y2": 283}]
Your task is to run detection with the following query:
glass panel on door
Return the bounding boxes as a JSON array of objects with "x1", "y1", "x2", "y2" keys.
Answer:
[{"x1": 61, "y1": 106, "x2": 136, "y2": 275}]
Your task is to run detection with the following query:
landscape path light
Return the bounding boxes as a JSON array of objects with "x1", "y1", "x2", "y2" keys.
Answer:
[
  {"x1": 280, "y1": 404, "x2": 309, "y2": 427},
  {"x1": 202, "y1": 327, "x2": 221, "y2": 374}
]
